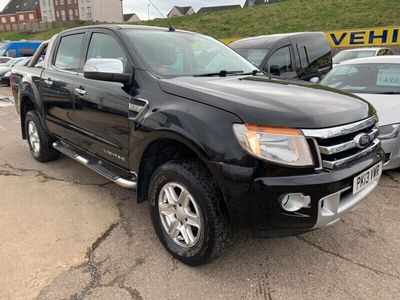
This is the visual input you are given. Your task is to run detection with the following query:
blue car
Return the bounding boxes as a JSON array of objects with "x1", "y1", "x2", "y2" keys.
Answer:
[{"x1": 0, "y1": 41, "x2": 42, "y2": 58}]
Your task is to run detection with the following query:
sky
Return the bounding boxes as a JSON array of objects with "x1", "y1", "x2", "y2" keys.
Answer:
[{"x1": 0, "y1": 0, "x2": 245, "y2": 21}]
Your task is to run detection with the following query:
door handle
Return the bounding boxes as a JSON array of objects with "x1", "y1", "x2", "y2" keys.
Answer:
[
  {"x1": 74, "y1": 88, "x2": 86, "y2": 96},
  {"x1": 44, "y1": 79, "x2": 53, "y2": 86}
]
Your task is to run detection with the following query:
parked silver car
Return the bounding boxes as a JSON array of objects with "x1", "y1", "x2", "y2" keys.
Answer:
[
  {"x1": 320, "y1": 56, "x2": 400, "y2": 170},
  {"x1": 333, "y1": 47, "x2": 394, "y2": 68}
]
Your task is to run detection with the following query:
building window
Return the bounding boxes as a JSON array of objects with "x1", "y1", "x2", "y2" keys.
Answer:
[
  {"x1": 68, "y1": 9, "x2": 73, "y2": 20},
  {"x1": 61, "y1": 10, "x2": 66, "y2": 21},
  {"x1": 43, "y1": 16, "x2": 48, "y2": 22},
  {"x1": 1, "y1": 17, "x2": 6, "y2": 23},
  {"x1": 67, "y1": 0, "x2": 72, "y2": 4},
  {"x1": 75, "y1": 9, "x2": 78, "y2": 16},
  {"x1": 60, "y1": 0, "x2": 65, "y2": 5},
  {"x1": 10, "y1": 16, "x2": 15, "y2": 22},
  {"x1": 19, "y1": 14, "x2": 24, "y2": 21},
  {"x1": 29, "y1": 14, "x2": 34, "y2": 20},
  {"x1": 56, "y1": 11, "x2": 60, "y2": 18},
  {"x1": 87, "y1": 7, "x2": 92, "y2": 18}
]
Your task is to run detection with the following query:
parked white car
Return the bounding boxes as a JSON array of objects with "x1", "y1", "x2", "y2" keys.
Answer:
[
  {"x1": 333, "y1": 47, "x2": 394, "y2": 68},
  {"x1": 320, "y1": 56, "x2": 400, "y2": 170}
]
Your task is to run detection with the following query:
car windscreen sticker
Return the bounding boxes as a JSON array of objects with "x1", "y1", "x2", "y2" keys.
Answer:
[{"x1": 376, "y1": 68, "x2": 400, "y2": 86}]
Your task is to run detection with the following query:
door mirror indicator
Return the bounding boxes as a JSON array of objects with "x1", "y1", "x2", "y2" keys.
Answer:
[
  {"x1": 310, "y1": 77, "x2": 320, "y2": 84},
  {"x1": 83, "y1": 58, "x2": 131, "y2": 84},
  {"x1": 269, "y1": 65, "x2": 281, "y2": 76}
]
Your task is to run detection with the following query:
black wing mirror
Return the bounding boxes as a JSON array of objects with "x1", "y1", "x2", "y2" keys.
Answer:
[
  {"x1": 269, "y1": 65, "x2": 281, "y2": 76},
  {"x1": 83, "y1": 58, "x2": 132, "y2": 84}
]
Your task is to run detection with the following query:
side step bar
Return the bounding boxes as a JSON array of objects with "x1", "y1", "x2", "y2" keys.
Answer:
[{"x1": 53, "y1": 141, "x2": 137, "y2": 190}]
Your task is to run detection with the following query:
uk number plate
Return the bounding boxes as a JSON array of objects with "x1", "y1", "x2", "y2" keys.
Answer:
[{"x1": 353, "y1": 162, "x2": 382, "y2": 194}]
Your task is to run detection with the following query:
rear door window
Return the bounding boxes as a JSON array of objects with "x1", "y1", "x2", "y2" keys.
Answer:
[
  {"x1": 297, "y1": 45, "x2": 309, "y2": 69},
  {"x1": 54, "y1": 33, "x2": 85, "y2": 72}
]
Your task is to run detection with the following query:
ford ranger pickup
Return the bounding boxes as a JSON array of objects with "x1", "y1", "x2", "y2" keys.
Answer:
[{"x1": 11, "y1": 25, "x2": 384, "y2": 266}]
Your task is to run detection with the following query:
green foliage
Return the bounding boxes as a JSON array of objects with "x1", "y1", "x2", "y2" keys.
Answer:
[{"x1": 144, "y1": 0, "x2": 400, "y2": 38}]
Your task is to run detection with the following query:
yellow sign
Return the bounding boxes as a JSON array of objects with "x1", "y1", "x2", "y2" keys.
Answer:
[
  {"x1": 221, "y1": 26, "x2": 400, "y2": 48},
  {"x1": 326, "y1": 26, "x2": 400, "y2": 48},
  {"x1": 220, "y1": 37, "x2": 241, "y2": 45}
]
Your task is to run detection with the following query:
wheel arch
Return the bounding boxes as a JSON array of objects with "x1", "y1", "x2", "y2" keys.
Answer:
[
  {"x1": 20, "y1": 95, "x2": 37, "y2": 139},
  {"x1": 135, "y1": 134, "x2": 231, "y2": 215}
]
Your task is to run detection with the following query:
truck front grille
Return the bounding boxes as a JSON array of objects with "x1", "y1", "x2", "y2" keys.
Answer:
[{"x1": 303, "y1": 117, "x2": 380, "y2": 169}]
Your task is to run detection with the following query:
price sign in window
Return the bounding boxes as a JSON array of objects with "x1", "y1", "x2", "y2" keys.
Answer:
[{"x1": 377, "y1": 69, "x2": 400, "y2": 87}]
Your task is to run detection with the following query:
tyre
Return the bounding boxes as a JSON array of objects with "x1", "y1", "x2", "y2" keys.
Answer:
[
  {"x1": 25, "y1": 110, "x2": 59, "y2": 162},
  {"x1": 149, "y1": 160, "x2": 232, "y2": 266}
]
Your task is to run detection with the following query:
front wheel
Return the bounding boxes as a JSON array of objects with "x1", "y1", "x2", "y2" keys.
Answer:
[{"x1": 148, "y1": 160, "x2": 232, "y2": 266}]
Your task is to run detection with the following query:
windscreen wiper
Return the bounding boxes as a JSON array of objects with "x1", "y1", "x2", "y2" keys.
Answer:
[
  {"x1": 241, "y1": 70, "x2": 263, "y2": 76},
  {"x1": 194, "y1": 70, "x2": 261, "y2": 77},
  {"x1": 194, "y1": 70, "x2": 244, "y2": 77},
  {"x1": 380, "y1": 91, "x2": 400, "y2": 94}
]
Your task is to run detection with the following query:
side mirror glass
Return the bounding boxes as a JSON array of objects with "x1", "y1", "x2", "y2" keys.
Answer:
[
  {"x1": 83, "y1": 58, "x2": 131, "y2": 84},
  {"x1": 310, "y1": 77, "x2": 320, "y2": 84},
  {"x1": 269, "y1": 65, "x2": 281, "y2": 76}
]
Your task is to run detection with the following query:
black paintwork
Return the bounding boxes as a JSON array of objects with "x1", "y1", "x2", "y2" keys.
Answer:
[{"x1": 12, "y1": 25, "x2": 381, "y2": 231}]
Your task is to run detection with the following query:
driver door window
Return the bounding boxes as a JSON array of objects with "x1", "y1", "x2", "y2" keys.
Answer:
[{"x1": 265, "y1": 46, "x2": 293, "y2": 74}]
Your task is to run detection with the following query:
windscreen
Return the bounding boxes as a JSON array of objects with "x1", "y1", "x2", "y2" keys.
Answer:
[
  {"x1": 124, "y1": 29, "x2": 257, "y2": 77},
  {"x1": 321, "y1": 63, "x2": 400, "y2": 94},
  {"x1": 333, "y1": 50, "x2": 376, "y2": 64},
  {"x1": 234, "y1": 48, "x2": 269, "y2": 66},
  {"x1": 3, "y1": 58, "x2": 16, "y2": 66}
]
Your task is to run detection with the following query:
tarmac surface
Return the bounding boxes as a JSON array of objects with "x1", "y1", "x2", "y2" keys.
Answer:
[{"x1": 0, "y1": 87, "x2": 399, "y2": 300}]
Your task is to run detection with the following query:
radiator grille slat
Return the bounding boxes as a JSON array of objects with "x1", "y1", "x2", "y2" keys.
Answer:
[{"x1": 303, "y1": 117, "x2": 379, "y2": 170}]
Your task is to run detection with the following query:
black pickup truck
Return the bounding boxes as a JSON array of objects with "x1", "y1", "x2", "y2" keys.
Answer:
[{"x1": 12, "y1": 25, "x2": 383, "y2": 266}]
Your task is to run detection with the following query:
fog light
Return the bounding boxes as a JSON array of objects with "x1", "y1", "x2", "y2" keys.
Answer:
[{"x1": 280, "y1": 193, "x2": 311, "y2": 212}]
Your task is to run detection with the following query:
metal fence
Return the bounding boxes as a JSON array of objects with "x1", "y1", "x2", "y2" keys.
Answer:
[
  {"x1": 0, "y1": 21, "x2": 54, "y2": 33},
  {"x1": 0, "y1": 20, "x2": 106, "y2": 33}
]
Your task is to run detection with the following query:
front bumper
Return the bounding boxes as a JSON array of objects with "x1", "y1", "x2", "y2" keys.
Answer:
[
  {"x1": 235, "y1": 150, "x2": 384, "y2": 232},
  {"x1": 313, "y1": 175, "x2": 379, "y2": 228},
  {"x1": 382, "y1": 137, "x2": 400, "y2": 170}
]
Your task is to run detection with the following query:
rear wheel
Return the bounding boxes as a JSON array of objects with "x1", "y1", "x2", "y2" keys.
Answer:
[
  {"x1": 25, "y1": 110, "x2": 59, "y2": 162},
  {"x1": 148, "y1": 160, "x2": 232, "y2": 266}
]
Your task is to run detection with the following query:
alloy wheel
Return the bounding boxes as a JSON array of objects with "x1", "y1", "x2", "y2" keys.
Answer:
[
  {"x1": 158, "y1": 182, "x2": 202, "y2": 248},
  {"x1": 28, "y1": 121, "x2": 40, "y2": 153}
]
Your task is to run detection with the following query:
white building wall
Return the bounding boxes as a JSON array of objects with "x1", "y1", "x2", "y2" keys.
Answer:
[
  {"x1": 40, "y1": 0, "x2": 55, "y2": 22},
  {"x1": 78, "y1": 0, "x2": 123, "y2": 22},
  {"x1": 127, "y1": 14, "x2": 140, "y2": 23},
  {"x1": 168, "y1": 7, "x2": 182, "y2": 18}
]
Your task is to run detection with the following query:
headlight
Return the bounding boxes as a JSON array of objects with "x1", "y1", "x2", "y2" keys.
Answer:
[
  {"x1": 233, "y1": 124, "x2": 313, "y2": 167},
  {"x1": 379, "y1": 124, "x2": 400, "y2": 140},
  {"x1": 3, "y1": 71, "x2": 11, "y2": 77}
]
